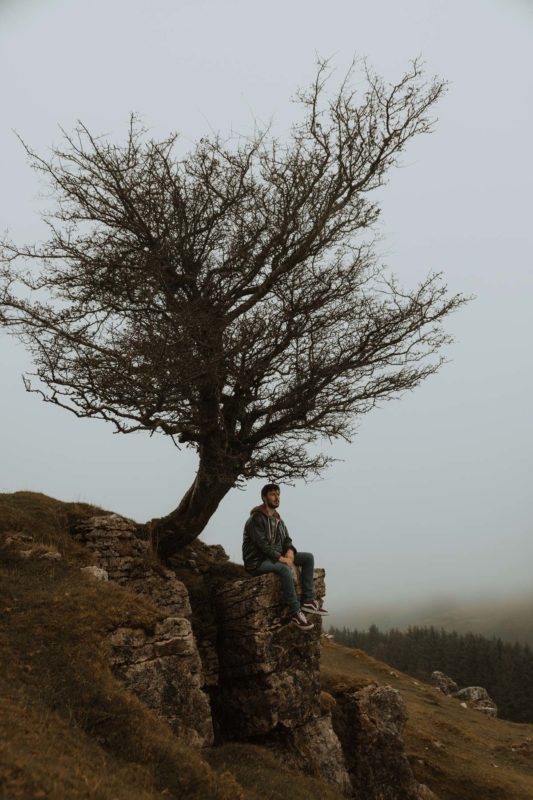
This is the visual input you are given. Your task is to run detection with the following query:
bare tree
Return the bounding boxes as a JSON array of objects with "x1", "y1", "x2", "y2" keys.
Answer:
[{"x1": 0, "y1": 60, "x2": 467, "y2": 557}]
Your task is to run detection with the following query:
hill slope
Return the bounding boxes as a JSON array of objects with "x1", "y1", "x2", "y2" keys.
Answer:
[
  {"x1": 322, "y1": 641, "x2": 533, "y2": 800},
  {"x1": 2, "y1": 491, "x2": 533, "y2": 800},
  {"x1": 0, "y1": 492, "x2": 338, "y2": 800}
]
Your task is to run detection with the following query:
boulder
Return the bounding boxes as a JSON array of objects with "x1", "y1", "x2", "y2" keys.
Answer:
[
  {"x1": 431, "y1": 670, "x2": 458, "y2": 696},
  {"x1": 72, "y1": 514, "x2": 213, "y2": 745},
  {"x1": 68, "y1": 516, "x2": 438, "y2": 797},
  {"x1": 330, "y1": 683, "x2": 430, "y2": 799},
  {"x1": 80, "y1": 565, "x2": 108, "y2": 581},
  {"x1": 455, "y1": 686, "x2": 498, "y2": 718}
]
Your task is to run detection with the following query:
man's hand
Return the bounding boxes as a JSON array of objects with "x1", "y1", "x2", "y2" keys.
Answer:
[{"x1": 279, "y1": 549, "x2": 295, "y2": 565}]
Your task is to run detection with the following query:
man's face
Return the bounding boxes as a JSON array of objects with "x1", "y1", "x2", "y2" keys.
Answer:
[{"x1": 264, "y1": 488, "x2": 280, "y2": 509}]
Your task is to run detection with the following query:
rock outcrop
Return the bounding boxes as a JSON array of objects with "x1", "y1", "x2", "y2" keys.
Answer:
[
  {"x1": 329, "y1": 683, "x2": 436, "y2": 799},
  {"x1": 284, "y1": 713, "x2": 352, "y2": 794},
  {"x1": 72, "y1": 514, "x2": 213, "y2": 746},
  {"x1": 455, "y1": 686, "x2": 498, "y2": 718},
  {"x1": 430, "y1": 670, "x2": 458, "y2": 696},
  {"x1": 431, "y1": 669, "x2": 497, "y2": 718},
  {"x1": 215, "y1": 570, "x2": 324, "y2": 737},
  {"x1": 73, "y1": 515, "x2": 191, "y2": 616},
  {"x1": 68, "y1": 513, "x2": 439, "y2": 797},
  {"x1": 168, "y1": 539, "x2": 241, "y2": 691},
  {"x1": 215, "y1": 569, "x2": 352, "y2": 794}
]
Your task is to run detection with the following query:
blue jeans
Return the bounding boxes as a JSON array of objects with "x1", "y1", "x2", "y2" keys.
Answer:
[{"x1": 253, "y1": 552, "x2": 315, "y2": 615}]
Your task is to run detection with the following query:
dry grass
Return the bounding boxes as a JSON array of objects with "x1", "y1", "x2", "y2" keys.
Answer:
[
  {"x1": 205, "y1": 743, "x2": 342, "y2": 800},
  {"x1": 321, "y1": 640, "x2": 533, "y2": 800}
]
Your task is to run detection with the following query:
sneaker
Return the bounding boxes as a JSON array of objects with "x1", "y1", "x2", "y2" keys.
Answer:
[
  {"x1": 291, "y1": 610, "x2": 314, "y2": 630},
  {"x1": 301, "y1": 600, "x2": 329, "y2": 616}
]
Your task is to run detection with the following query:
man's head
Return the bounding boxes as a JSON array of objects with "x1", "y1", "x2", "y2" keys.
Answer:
[{"x1": 261, "y1": 483, "x2": 280, "y2": 510}]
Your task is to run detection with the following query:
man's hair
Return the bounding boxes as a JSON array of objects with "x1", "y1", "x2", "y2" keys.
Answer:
[{"x1": 261, "y1": 483, "x2": 280, "y2": 498}]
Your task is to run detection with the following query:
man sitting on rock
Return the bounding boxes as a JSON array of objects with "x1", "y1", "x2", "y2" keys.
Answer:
[{"x1": 242, "y1": 483, "x2": 328, "y2": 631}]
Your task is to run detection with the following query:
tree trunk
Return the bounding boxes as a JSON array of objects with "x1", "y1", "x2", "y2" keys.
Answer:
[{"x1": 149, "y1": 449, "x2": 242, "y2": 559}]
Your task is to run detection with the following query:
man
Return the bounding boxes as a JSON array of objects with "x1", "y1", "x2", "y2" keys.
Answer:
[{"x1": 242, "y1": 483, "x2": 328, "y2": 631}]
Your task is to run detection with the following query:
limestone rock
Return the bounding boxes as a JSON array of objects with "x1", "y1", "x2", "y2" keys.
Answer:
[
  {"x1": 167, "y1": 539, "x2": 230, "y2": 574},
  {"x1": 283, "y1": 714, "x2": 352, "y2": 795},
  {"x1": 455, "y1": 686, "x2": 498, "y2": 717},
  {"x1": 9, "y1": 540, "x2": 61, "y2": 560},
  {"x1": 330, "y1": 683, "x2": 427, "y2": 799},
  {"x1": 108, "y1": 616, "x2": 211, "y2": 746},
  {"x1": 69, "y1": 514, "x2": 436, "y2": 796},
  {"x1": 167, "y1": 539, "x2": 241, "y2": 690},
  {"x1": 415, "y1": 784, "x2": 440, "y2": 799},
  {"x1": 72, "y1": 514, "x2": 213, "y2": 745},
  {"x1": 3, "y1": 533, "x2": 34, "y2": 546},
  {"x1": 40, "y1": 550, "x2": 61, "y2": 560},
  {"x1": 80, "y1": 565, "x2": 109, "y2": 581},
  {"x1": 456, "y1": 686, "x2": 489, "y2": 702},
  {"x1": 431, "y1": 670, "x2": 458, "y2": 696},
  {"x1": 431, "y1": 671, "x2": 497, "y2": 718},
  {"x1": 72, "y1": 515, "x2": 191, "y2": 616},
  {"x1": 201, "y1": 543, "x2": 230, "y2": 564},
  {"x1": 215, "y1": 568, "x2": 349, "y2": 793},
  {"x1": 215, "y1": 570, "x2": 325, "y2": 738}
]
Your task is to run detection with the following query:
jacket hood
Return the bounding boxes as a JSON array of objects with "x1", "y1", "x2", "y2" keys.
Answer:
[{"x1": 250, "y1": 504, "x2": 281, "y2": 519}]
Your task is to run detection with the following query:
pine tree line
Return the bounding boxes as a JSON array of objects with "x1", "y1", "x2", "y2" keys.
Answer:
[{"x1": 329, "y1": 624, "x2": 533, "y2": 723}]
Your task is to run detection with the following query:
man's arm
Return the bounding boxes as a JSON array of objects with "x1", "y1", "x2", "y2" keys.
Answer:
[{"x1": 280, "y1": 521, "x2": 296, "y2": 562}]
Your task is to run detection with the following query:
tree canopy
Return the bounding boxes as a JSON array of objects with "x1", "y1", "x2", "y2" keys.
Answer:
[{"x1": 0, "y1": 60, "x2": 467, "y2": 556}]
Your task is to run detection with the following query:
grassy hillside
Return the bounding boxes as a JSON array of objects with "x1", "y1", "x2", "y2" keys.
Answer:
[
  {"x1": 322, "y1": 642, "x2": 533, "y2": 800},
  {"x1": 0, "y1": 492, "x2": 339, "y2": 800},
  {"x1": 2, "y1": 491, "x2": 533, "y2": 800}
]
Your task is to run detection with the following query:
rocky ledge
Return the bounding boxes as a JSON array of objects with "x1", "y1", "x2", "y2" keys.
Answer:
[{"x1": 215, "y1": 569, "x2": 325, "y2": 736}]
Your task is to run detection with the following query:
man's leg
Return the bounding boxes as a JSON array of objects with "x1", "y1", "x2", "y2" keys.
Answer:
[
  {"x1": 293, "y1": 551, "x2": 315, "y2": 604},
  {"x1": 254, "y1": 559, "x2": 300, "y2": 615}
]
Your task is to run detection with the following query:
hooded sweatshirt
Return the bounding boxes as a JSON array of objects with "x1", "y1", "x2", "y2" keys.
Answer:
[{"x1": 242, "y1": 504, "x2": 296, "y2": 571}]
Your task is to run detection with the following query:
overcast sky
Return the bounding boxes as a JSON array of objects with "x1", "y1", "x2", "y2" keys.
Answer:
[{"x1": 1, "y1": 0, "x2": 532, "y2": 626}]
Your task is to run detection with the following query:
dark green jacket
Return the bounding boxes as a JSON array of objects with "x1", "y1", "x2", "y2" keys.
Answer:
[{"x1": 242, "y1": 505, "x2": 296, "y2": 571}]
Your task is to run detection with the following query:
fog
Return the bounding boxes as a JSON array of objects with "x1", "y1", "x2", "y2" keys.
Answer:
[{"x1": 1, "y1": 0, "x2": 532, "y2": 631}]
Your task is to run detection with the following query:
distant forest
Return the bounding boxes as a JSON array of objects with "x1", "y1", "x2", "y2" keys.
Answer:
[{"x1": 329, "y1": 624, "x2": 533, "y2": 723}]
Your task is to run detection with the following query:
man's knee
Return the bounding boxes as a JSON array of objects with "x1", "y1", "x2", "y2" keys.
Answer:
[
  {"x1": 297, "y1": 551, "x2": 314, "y2": 567},
  {"x1": 278, "y1": 563, "x2": 292, "y2": 577}
]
